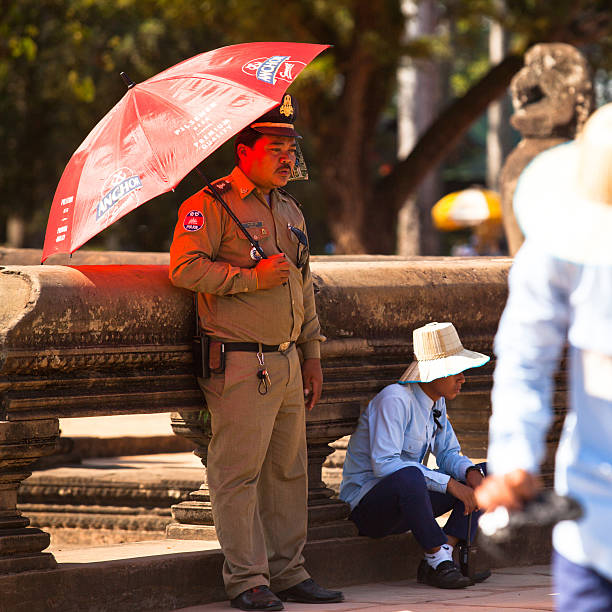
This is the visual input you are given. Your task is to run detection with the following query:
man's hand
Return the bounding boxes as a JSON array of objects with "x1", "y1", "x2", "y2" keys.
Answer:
[
  {"x1": 255, "y1": 253, "x2": 290, "y2": 289},
  {"x1": 301, "y1": 358, "x2": 323, "y2": 411},
  {"x1": 447, "y1": 478, "x2": 478, "y2": 514},
  {"x1": 466, "y1": 468, "x2": 484, "y2": 490},
  {"x1": 475, "y1": 469, "x2": 541, "y2": 512}
]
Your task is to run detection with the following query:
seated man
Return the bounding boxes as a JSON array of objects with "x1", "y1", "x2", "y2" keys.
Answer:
[{"x1": 339, "y1": 322, "x2": 490, "y2": 589}]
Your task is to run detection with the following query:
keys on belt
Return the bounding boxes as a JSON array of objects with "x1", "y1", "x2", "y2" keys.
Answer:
[
  {"x1": 210, "y1": 341, "x2": 294, "y2": 396},
  {"x1": 256, "y1": 350, "x2": 271, "y2": 395}
]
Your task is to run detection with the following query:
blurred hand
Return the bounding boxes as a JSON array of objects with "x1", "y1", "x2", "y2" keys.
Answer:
[
  {"x1": 301, "y1": 358, "x2": 323, "y2": 411},
  {"x1": 447, "y1": 478, "x2": 478, "y2": 514},
  {"x1": 255, "y1": 253, "x2": 290, "y2": 289},
  {"x1": 475, "y1": 469, "x2": 542, "y2": 512}
]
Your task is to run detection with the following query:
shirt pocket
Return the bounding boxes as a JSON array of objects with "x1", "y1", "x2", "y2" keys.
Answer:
[
  {"x1": 238, "y1": 220, "x2": 272, "y2": 242},
  {"x1": 402, "y1": 435, "x2": 425, "y2": 461},
  {"x1": 233, "y1": 222, "x2": 273, "y2": 263},
  {"x1": 284, "y1": 222, "x2": 310, "y2": 270}
]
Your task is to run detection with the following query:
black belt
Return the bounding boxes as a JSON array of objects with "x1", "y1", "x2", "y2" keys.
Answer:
[{"x1": 223, "y1": 341, "x2": 294, "y2": 353}]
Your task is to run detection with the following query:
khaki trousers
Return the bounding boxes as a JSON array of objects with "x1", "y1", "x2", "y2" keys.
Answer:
[{"x1": 200, "y1": 345, "x2": 309, "y2": 599}]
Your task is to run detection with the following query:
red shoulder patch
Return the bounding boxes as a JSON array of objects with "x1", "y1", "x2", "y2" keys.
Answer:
[{"x1": 183, "y1": 210, "x2": 204, "y2": 232}]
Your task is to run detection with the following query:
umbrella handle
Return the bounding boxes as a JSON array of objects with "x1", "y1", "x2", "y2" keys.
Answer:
[{"x1": 195, "y1": 167, "x2": 267, "y2": 260}]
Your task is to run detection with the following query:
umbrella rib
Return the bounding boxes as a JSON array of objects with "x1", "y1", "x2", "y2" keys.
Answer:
[
  {"x1": 147, "y1": 72, "x2": 280, "y2": 99},
  {"x1": 132, "y1": 77, "x2": 280, "y2": 187},
  {"x1": 146, "y1": 73, "x2": 281, "y2": 110},
  {"x1": 129, "y1": 93, "x2": 170, "y2": 183},
  {"x1": 134, "y1": 84, "x2": 207, "y2": 124}
]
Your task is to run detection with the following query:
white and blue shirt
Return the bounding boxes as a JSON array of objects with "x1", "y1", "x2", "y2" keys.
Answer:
[
  {"x1": 339, "y1": 383, "x2": 474, "y2": 511},
  {"x1": 489, "y1": 240, "x2": 612, "y2": 581}
]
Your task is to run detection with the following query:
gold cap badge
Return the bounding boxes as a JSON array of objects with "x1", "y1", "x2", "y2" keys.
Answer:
[{"x1": 279, "y1": 94, "x2": 294, "y2": 118}]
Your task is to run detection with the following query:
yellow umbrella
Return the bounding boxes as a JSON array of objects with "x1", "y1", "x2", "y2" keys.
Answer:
[{"x1": 432, "y1": 188, "x2": 502, "y2": 231}]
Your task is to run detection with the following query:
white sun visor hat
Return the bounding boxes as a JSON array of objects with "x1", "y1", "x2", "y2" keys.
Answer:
[{"x1": 399, "y1": 322, "x2": 489, "y2": 384}]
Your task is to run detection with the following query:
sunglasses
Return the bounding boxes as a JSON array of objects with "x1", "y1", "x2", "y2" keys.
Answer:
[{"x1": 288, "y1": 224, "x2": 309, "y2": 269}]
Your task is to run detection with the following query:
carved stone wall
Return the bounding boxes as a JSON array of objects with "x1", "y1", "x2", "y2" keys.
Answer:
[
  {"x1": 0, "y1": 247, "x2": 170, "y2": 266},
  {"x1": 0, "y1": 257, "x2": 567, "y2": 573},
  {"x1": 1, "y1": 265, "x2": 201, "y2": 421},
  {"x1": 501, "y1": 43, "x2": 594, "y2": 254}
]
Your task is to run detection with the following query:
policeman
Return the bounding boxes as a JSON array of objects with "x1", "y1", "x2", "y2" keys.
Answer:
[{"x1": 169, "y1": 95, "x2": 343, "y2": 611}]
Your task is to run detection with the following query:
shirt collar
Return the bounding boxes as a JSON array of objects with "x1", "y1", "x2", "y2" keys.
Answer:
[
  {"x1": 230, "y1": 166, "x2": 256, "y2": 199},
  {"x1": 230, "y1": 166, "x2": 276, "y2": 204},
  {"x1": 411, "y1": 382, "x2": 435, "y2": 411}
]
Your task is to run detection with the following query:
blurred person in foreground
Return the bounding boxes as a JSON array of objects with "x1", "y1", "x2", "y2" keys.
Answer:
[
  {"x1": 476, "y1": 103, "x2": 612, "y2": 611},
  {"x1": 340, "y1": 322, "x2": 490, "y2": 589}
]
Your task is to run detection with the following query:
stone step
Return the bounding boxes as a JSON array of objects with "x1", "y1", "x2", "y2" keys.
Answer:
[
  {"x1": 18, "y1": 453, "x2": 350, "y2": 547},
  {"x1": 0, "y1": 526, "x2": 552, "y2": 612},
  {"x1": 19, "y1": 505, "x2": 173, "y2": 531}
]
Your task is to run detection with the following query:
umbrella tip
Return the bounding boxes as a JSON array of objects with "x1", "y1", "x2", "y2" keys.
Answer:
[{"x1": 120, "y1": 71, "x2": 136, "y2": 89}]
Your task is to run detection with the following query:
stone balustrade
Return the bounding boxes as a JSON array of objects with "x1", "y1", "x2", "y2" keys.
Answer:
[{"x1": 0, "y1": 256, "x2": 567, "y2": 574}]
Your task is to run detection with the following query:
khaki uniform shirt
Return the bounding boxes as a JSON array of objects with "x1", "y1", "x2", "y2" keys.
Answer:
[{"x1": 169, "y1": 166, "x2": 323, "y2": 359}]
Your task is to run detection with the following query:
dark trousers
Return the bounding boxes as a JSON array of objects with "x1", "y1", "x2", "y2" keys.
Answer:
[
  {"x1": 349, "y1": 464, "x2": 485, "y2": 551},
  {"x1": 554, "y1": 551, "x2": 612, "y2": 612}
]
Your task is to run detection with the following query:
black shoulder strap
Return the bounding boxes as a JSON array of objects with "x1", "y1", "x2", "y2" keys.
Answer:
[
  {"x1": 195, "y1": 166, "x2": 266, "y2": 260},
  {"x1": 277, "y1": 187, "x2": 302, "y2": 208},
  {"x1": 203, "y1": 178, "x2": 232, "y2": 198}
]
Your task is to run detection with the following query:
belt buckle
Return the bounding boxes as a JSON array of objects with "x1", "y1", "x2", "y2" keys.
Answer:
[{"x1": 278, "y1": 341, "x2": 291, "y2": 353}]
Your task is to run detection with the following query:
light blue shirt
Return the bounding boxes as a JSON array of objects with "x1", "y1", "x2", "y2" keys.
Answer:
[
  {"x1": 489, "y1": 240, "x2": 612, "y2": 581},
  {"x1": 339, "y1": 382, "x2": 474, "y2": 511}
]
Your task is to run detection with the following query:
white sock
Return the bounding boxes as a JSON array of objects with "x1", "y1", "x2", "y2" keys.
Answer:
[{"x1": 424, "y1": 544, "x2": 453, "y2": 569}]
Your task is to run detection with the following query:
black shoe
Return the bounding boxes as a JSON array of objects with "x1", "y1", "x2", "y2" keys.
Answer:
[
  {"x1": 417, "y1": 560, "x2": 472, "y2": 589},
  {"x1": 470, "y1": 568, "x2": 492, "y2": 584},
  {"x1": 230, "y1": 586, "x2": 284, "y2": 611},
  {"x1": 276, "y1": 578, "x2": 344, "y2": 604}
]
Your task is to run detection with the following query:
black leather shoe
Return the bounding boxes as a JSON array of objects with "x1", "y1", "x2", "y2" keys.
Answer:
[
  {"x1": 230, "y1": 586, "x2": 284, "y2": 611},
  {"x1": 470, "y1": 568, "x2": 492, "y2": 584},
  {"x1": 276, "y1": 578, "x2": 344, "y2": 604},
  {"x1": 417, "y1": 560, "x2": 472, "y2": 589}
]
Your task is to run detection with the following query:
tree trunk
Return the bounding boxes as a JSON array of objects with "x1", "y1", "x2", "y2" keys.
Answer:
[
  {"x1": 319, "y1": 50, "x2": 375, "y2": 254},
  {"x1": 395, "y1": 0, "x2": 442, "y2": 256},
  {"x1": 6, "y1": 213, "x2": 25, "y2": 248},
  {"x1": 368, "y1": 53, "x2": 524, "y2": 253},
  {"x1": 486, "y1": 18, "x2": 512, "y2": 190}
]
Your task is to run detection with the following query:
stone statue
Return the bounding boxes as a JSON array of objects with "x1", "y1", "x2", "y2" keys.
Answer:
[{"x1": 500, "y1": 43, "x2": 594, "y2": 255}]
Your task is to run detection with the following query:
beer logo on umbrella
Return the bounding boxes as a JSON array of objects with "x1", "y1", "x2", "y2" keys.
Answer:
[
  {"x1": 96, "y1": 167, "x2": 142, "y2": 222},
  {"x1": 242, "y1": 57, "x2": 306, "y2": 85}
]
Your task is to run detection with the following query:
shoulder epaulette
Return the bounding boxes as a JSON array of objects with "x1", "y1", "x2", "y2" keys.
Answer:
[
  {"x1": 203, "y1": 178, "x2": 232, "y2": 198},
  {"x1": 277, "y1": 187, "x2": 302, "y2": 208}
]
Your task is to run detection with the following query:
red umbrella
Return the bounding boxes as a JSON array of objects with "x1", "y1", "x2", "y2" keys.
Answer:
[{"x1": 42, "y1": 41, "x2": 329, "y2": 262}]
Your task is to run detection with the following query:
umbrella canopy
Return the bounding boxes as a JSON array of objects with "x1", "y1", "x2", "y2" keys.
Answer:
[
  {"x1": 432, "y1": 188, "x2": 502, "y2": 232},
  {"x1": 42, "y1": 42, "x2": 328, "y2": 262}
]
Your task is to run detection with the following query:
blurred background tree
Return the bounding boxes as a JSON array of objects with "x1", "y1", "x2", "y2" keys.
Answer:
[{"x1": 1, "y1": 0, "x2": 610, "y2": 255}]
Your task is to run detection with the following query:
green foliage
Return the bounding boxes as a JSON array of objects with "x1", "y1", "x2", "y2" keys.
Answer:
[
  {"x1": 0, "y1": 0, "x2": 405, "y2": 249},
  {"x1": 0, "y1": 0, "x2": 226, "y2": 246},
  {"x1": 0, "y1": 0, "x2": 610, "y2": 251}
]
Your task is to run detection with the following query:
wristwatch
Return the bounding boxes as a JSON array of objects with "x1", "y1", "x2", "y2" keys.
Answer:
[{"x1": 465, "y1": 465, "x2": 485, "y2": 479}]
